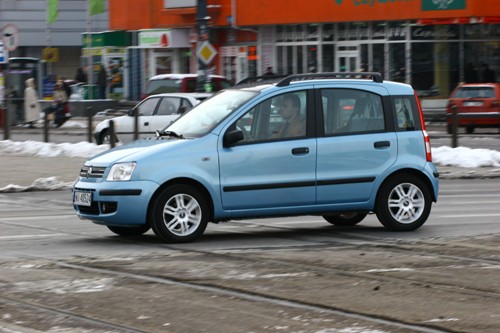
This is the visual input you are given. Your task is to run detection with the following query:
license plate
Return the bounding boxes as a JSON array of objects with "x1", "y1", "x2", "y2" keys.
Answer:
[
  {"x1": 463, "y1": 101, "x2": 483, "y2": 107},
  {"x1": 74, "y1": 191, "x2": 92, "y2": 206}
]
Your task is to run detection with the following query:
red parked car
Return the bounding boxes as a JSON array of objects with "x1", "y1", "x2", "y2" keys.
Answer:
[{"x1": 446, "y1": 83, "x2": 500, "y2": 134}]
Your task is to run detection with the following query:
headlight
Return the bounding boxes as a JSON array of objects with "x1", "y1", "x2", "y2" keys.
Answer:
[{"x1": 106, "y1": 162, "x2": 136, "y2": 181}]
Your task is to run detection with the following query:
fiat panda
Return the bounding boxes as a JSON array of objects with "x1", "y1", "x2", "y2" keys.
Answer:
[{"x1": 73, "y1": 72, "x2": 439, "y2": 243}]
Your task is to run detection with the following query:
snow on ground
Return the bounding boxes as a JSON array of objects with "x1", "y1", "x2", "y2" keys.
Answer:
[{"x1": 1, "y1": 140, "x2": 500, "y2": 168}]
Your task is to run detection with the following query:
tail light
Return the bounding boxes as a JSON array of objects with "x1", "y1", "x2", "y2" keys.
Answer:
[
  {"x1": 414, "y1": 92, "x2": 433, "y2": 162},
  {"x1": 491, "y1": 100, "x2": 500, "y2": 108},
  {"x1": 423, "y1": 130, "x2": 433, "y2": 162}
]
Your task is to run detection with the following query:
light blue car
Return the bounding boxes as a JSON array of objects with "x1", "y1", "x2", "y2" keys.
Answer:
[{"x1": 73, "y1": 73, "x2": 439, "y2": 243}]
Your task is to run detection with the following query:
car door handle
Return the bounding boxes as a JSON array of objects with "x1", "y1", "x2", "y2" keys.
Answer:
[
  {"x1": 144, "y1": 122, "x2": 149, "y2": 126},
  {"x1": 292, "y1": 147, "x2": 309, "y2": 155},
  {"x1": 374, "y1": 141, "x2": 390, "y2": 148}
]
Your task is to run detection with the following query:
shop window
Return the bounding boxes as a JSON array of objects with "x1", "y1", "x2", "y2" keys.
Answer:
[
  {"x1": 322, "y1": 24, "x2": 334, "y2": 42},
  {"x1": 389, "y1": 44, "x2": 406, "y2": 82},
  {"x1": 322, "y1": 45, "x2": 334, "y2": 72}
]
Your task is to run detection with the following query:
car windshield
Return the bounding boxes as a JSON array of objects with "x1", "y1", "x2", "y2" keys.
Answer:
[
  {"x1": 146, "y1": 79, "x2": 182, "y2": 94},
  {"x1": 454, "y1": 87, "x2": 495, "y2": 98},
  {"x1": 166, "y1": 89, "x2": 258, "y2": 138}
]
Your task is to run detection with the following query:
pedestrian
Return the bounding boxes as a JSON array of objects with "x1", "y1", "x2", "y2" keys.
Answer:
[
  {"x1": 97, "y1": 64, "x2": 108, "y2": 99},
  {"x1": 464, "y1": 63, "x2": 478, "y2": 83},
  {"x1": 264, "y1": 67, "x2": 275, "y2": 75},
  {"x1": 75, "y1": 67, "x2": 87, "y2": 83},
  {"x1": 23, "y1": 78, "x2": 41, "y2": 128},
  {"x1": 482, "y1": 63, "x2": 496, "y2": 83},
  {"x1": 52, "y1": 80, "x2": 70, "y2": 127}
]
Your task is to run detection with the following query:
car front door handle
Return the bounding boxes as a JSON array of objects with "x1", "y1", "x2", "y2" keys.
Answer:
[
  {"x1": 374, "y1": 141, "x2": 390, "y2": 148},
  {"x1": 292, "y1": 147, "x2": 309, "y2": 155},
  {"x1": 144, "y1": 122, "x2": 149, "y2": 126}
]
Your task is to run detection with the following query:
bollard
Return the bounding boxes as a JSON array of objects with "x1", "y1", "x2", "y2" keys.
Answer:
[
  {"x1": 109, "y1": 119, "x2": 116, "y2": 148},
  {"x1": 1, "y1": 106, "x2": 10, "y2": 140},
  {"x1": 43, "y1": 110, "x2": 50, "y2": 143},
  {"x1": 86, "y1": 106, "x2": 93, "y2": 143},
  {"x1": 134, "y1": 108, "x2": 139, "y2": 141},
  {"x1": 451, "y1": 105, "x2": 458, "y2": 148}
]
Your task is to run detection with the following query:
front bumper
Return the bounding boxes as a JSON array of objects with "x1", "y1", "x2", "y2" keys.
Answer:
[{"x1": 73, "y1": 179, "x2": 159, "y2": 226}]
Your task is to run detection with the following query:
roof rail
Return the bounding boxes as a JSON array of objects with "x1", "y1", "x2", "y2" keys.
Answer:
[{"x1": 276, "y1": 72, "x2": 383, "y2": 87}]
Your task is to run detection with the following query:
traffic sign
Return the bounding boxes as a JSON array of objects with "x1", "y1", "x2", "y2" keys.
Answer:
[
  {"x1": 0, "y1": 42, "x2": 7, "y2": 63},
  {"x1": 196, "y1": 40, "x2": 217, "y2": 65},
  {"x1": 1, "y1": 23, "x2": 19, "y2": 52}
]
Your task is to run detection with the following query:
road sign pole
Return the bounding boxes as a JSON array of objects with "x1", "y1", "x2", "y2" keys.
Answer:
[{"x1": 196, "y1": 0, "x2": 210, "y2": 92}]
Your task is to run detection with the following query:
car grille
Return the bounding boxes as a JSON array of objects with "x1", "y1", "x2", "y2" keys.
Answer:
[{"x1": 79, "y1": 165, "x2": 107, "y2": 178}]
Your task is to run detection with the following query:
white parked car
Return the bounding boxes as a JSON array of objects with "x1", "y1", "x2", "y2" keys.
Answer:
[{"x1": 93, "y1": 93, "x2": 212, "y2": 144}]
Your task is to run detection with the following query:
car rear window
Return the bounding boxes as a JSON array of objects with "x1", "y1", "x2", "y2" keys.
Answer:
[{"x1": 454, "y1": 87, "x2": 495, "y2": 98}]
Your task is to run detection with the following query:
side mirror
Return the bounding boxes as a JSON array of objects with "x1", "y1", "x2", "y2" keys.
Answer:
[
  {"x1": 223, "y1": 130, "x2": 244, "y2": 147},
  {"x1": 128, "y1": 108, "x2": 137, "y2": 117}
]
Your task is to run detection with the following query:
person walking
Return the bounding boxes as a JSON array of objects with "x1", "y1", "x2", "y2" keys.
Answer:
[
  {"x1": 97, "y1": 64, "x2": 108, "y2": 99},
  {"x1": 23, "y1": 78, "x2": 41, "y2": 128},
  {"x1": 52, "y1": 80, "x2": 70, "y2": 127},
  {"x1": 75, "y1": 67, "x2": 87, "y2": 83}
]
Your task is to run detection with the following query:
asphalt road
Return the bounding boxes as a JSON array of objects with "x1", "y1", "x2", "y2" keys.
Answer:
[{"x1": 0, "y1": 179, "x2": 499, "y2": 332}]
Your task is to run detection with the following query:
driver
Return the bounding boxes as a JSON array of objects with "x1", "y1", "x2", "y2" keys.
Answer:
[{"x1": 272, "y1": 93, "x2": 305, "y2": 138}]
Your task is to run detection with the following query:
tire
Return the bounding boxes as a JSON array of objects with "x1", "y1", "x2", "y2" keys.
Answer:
[
  {"x1": 98, "y1": 129, "x2": 118, "y2": 145},
  {"x1": 151, "y1": 184, "x2": 209, "y2": 243},
  {"x1": 107, "y1": 225, "x2": 150, "y2": 236},
  {"x1": 375, "y1": 174, "x2": 432, "y2": 231},
  {"x1": 465, "y1": 125, "x2": 475, "y2": 134},
  {"x1": 323, "y1": 212, "x2": 367, "y2": 226}
]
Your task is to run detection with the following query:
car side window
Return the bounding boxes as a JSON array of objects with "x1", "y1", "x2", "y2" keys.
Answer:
[
  {"x1": 393, "y1": 96, "x2": 416, "y2": 131},
  {"x1": 234, "y1": 91, "x2": 308, "y2": 143},
  {"x1": 156, "y1": 97, "x2": 181, "y2": 115},
  {"x1": 322, "y1": 89, "x2": 384, "y2": 135},
  {"x1": 137, "y1": 97, "x2": 160, "y2": 116}
]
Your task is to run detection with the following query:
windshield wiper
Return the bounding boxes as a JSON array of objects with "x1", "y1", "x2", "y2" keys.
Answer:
[{"x1": 155, "y1": 130, "x2": 185, "y2": 140}]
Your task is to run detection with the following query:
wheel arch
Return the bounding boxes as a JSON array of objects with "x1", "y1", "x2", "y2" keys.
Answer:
[
  {"x1": 147, "y1": 177, "x2": 215, "y2": 225},
  {"x1": 377, "y1": 168, "x2": 437, "y2": 203}
]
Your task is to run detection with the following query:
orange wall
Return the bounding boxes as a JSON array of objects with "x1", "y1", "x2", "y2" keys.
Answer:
[
  {"x1": 110, "y1": 0, "x2": 233, "y2": 30},
  {"x1": 110, "y1": 0, "x2": 500, "y2": 31},
  {"x1": 235, "y1": 0, "x2": 500, "y2": 26}
]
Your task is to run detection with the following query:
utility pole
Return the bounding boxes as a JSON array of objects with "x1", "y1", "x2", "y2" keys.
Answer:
[{"x1": 196, "y1": 0, "x2": 210, "y2": 92}]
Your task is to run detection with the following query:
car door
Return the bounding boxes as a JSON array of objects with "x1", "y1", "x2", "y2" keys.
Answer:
[
  {"x1": 116, "y1": 97, "x2": 160, "y2": 143},
  {"x1": 316, "y1": 87, "x2": 397, "y2": 205},
  {"x1": 218, "y1": 90, "x2": 317, "y2": 212},
  {"x1": 145, "y1": 96, "x2": 185, "y2": 134}
]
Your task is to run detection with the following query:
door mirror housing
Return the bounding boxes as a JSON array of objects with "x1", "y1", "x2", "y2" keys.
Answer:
[{"x1": 223, "y1": 130, "x2": 244, "y2": 147}]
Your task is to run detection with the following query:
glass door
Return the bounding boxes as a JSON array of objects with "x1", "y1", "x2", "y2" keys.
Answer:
[{"x1": 336, "y1": 44, "x2": 359, "y2": 72}]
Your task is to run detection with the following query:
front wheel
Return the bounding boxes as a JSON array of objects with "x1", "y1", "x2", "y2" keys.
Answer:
[
  {"x1": 107, "y1": 225, "x2": 150, "y2": 236},
  {"x1": 151, "y1": 185, "x2": 209, "y2": 243},
  {"x1": 375, "y1": 174, "x2": 432, "y2": 231},
  {"x1": 98, "y1": 129, "x2": 118, "y2": 145},
  {"x1": 323, "y1": 213, "x2": 367, "y2": 226}
]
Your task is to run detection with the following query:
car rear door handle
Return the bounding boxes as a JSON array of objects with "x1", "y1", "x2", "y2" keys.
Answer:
[
  {"x1": 374, "y1": 141, "x2": 390, "y2": 148},
  {"x1": 292, "y1": 147, "x2": 309, "y2": 155}
]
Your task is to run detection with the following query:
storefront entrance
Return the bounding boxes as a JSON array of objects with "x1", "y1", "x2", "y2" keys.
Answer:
[{"x1": 337, "y1": 50, "x2": 358, "y2": 72}]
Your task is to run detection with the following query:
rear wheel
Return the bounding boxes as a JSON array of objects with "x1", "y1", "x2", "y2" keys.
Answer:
[
  {"x1": 107, "y1": 225, "x2": 150, "y2": 236},
  {"x1": 465, "y1": 125, "x2": 475, "y2": 134},
  {"x1": 151, "y1": 184, "x2": 209, "y2": 243},
  {"x1": 323, "y1": 213, "x2": 367, "y2": 226},
  {"x1": 375, "y1": 174, "x2": 432, "y2": 231}
]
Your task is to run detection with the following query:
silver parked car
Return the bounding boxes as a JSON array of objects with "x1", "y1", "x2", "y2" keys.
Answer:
[{"x1": 93, "y1": 92, "x2": 212, "y2": 144}]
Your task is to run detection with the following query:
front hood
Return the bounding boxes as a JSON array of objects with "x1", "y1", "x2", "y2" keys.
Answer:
[{"x1": 88, "y1": 139, "x2": 182, "y2": 165}]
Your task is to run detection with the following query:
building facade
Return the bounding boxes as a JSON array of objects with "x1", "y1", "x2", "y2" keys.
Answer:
[
  {"x1": 108, "y1": 0, "x2": 499, "y2": 101},
  {"x1": 0, "y1": 0, "x2": 108, "y2": 79}
]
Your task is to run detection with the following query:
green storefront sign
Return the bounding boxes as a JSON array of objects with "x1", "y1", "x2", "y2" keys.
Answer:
[
  {"x1": 82, "y1": 31, "x2": 131, "y2": 48},
  {"x1": 422, "y1": 0, "x2": 466, "y2": 11}
]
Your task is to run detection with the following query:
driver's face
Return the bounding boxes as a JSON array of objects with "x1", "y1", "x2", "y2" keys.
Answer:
[{"x1": 279, "y1": 99, "x2": 298, "y2": 120}]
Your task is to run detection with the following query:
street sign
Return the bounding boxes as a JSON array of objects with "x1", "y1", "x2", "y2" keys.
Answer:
[
  {"x1": 196, "y1": 40, "x2": 217, "y2": 65},
  {"x1": 0, "y1": 42, "x2": 7, "y2": 63},
  {"x1": 1, "y1": 23, "x2": 19, "y2": 52}
]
